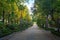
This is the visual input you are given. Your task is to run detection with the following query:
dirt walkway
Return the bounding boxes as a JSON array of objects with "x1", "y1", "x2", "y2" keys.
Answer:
[{"x1": 0, "y1": 23, "x2": 60, "y2": 40}]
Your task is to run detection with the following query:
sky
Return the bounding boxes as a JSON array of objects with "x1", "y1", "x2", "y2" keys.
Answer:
[{"x1": 25, "y1": 0, "x2": 35, "y2": 14}]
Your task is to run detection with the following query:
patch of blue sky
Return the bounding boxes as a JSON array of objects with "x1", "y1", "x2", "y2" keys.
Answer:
[{"x1": 25, "y1": 0, "x2": 35, "y2": 14}]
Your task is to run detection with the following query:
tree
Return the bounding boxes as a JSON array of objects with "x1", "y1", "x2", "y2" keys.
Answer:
[{"x1": 34, "y1": 0, "x2": 60, "y2": 30}]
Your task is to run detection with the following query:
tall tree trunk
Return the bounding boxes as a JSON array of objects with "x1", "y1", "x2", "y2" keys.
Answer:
[
  {"x1": 57, "y1": 18, "x2": 60, "y2": 32},
  {"x1": 50, "y1": 9, "x2": 60, "y2": 32},
  {"x1": 50, "y1": 13, "x2": 55, "y2": 22},
  {"x1": 3, "y1": 11, "x2": 5, "y2": 24},
  {"x1": 46, "y1": 15, "x2": 49, "y2": 28},
  {"x1": 8, "y1": 13, "x2": 10, "y2": 24},
  {"x1": 50, "y1": 8, "x2": 55, "y2": 21}
]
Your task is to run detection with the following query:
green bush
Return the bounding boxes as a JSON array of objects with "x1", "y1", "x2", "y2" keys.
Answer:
[
  {"x1": 1, "y1": 27, "x2": 12, "y2": 37},
  {"x1": 6, "y1": 24, "x2": 20, "y2": 32},
  {"x1": 0, "y1": 22, "x2": 12, "y2": 37},
  {"x1": 51, "y1": 30, "x2": 60, "y2": 37},
  {"x1": 0, "y1": 20, "x2": 33, "y2": 38},
  {"x1": 19, "y1": 20, "x2": 33, "y2": 31}
]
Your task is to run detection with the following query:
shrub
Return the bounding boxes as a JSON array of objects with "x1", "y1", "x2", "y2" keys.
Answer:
[
  {"x1": 6, "y1": 24, "x2": 20, "y2": 32},
  {"x1": 0, "y1": 22, "x2": 12, "y2": 37}
]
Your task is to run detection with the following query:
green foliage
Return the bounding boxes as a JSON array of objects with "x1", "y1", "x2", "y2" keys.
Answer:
[
  {"x1": 51, "y1": 31, "x2": 60, "y2": 37},
  {"x1": 0, "y1": 0, "x2": 33, "y2": 38},
  {"x1": 35, "y1": 0, "x2": 60, "y2": 28},
  {"x1": 7, "y1": 24, "x2": 20, "y2": 31},
  {"x1": 18, "y1": 5, "x2": 25, "y2": 10},
  {"x1": 0, "y1": 22, "x2": 12, "y2": 37},
  {"x1": 34, "y1": 0, "x2": 60, "y2": 36},
  {"x1": 20, "y1": 19, "x2": 33, "y2": 31}
]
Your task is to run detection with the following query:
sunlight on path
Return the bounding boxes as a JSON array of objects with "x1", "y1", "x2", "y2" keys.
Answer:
[{"x1": 1, "y1": 23, "x2": 60, "y2": 40}]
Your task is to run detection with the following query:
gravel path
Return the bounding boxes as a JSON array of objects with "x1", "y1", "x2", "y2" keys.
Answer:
[{"x1": 0, "y1": 23, "x2": 60, "y2": 40}]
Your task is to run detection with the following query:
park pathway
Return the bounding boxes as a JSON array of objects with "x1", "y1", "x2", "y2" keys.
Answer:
[{"x1": 0, "y1": 23, "x2": 60, "y2": 40}]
